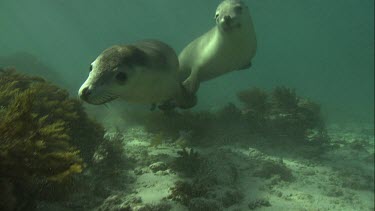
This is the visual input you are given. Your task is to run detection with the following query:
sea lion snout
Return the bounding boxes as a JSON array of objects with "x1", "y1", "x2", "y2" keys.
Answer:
[
  {"x1": 79, "y1": 86, "x2": 91, "y2": 101},
  {"x1": 223, "y1": 15, "x2": 232, "y2": 23},
  {"x1": 219, "y1": 15, "x2": 239, "y2": 31},
  {"x1": 78, "y1": 82, "x2": 118, "y2": 105}
]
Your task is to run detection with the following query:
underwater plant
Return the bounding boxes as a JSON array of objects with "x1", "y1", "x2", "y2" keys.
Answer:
[
  {"x1": 126, "y1": 109, "x2": 214, "y2": 142},
  {"x1": 252, "y1": 158, "x2": 293, "y2": 181},
  {"x1": 168, "y1": 180, "x2": 209, "y2": 206},
  {"x1": 248, "y1": 198, "x2": 271, "y2": 210},
  {"x1": 124, "y1": 85, "x2": 326, "y2": 147},
  {"x1": 237, "y1": 87, "x2": 269, "y2": 115},
  {"x1": 0, "y1": 68, "x2": 105, "y2": 210},
  {"x1": 266, "y1": 89, "x2": 326, "y2": 142},
  {"x1": 170, "y1": 148, "x2": 203, "y2": 177},
  {"x1": 91, "y1": 132, "x2": 134, "y2": 197},
  {"x1": 297, "y1": 98, "x2": 325, "y2": 130},
  {"x1": 93, "y1": 132, "x2": 128, "y2": 169},
  {"x1": 236, "y1": 86, "x2": 328, "y2": 143},
  {"x1": 137, "y1": 202, "x2": 172, "y2": 211},
  {"x1": 215, "y1": 103, "x2": 242, "y2": 121},
  {"x1": 148, "y1": 133, "x2": 165, "y2": 148},
  {"x1": 0, "y1": 88, "x2": 83, "y2": 210},
  {"x1": 270, "y1": 86, "x2": 299, "y2": 113},
  {"x1": 235, "y1": 87, "x2": 270, "y2": 133},
  {"x1": 0, "y1": 67, "x2": 105, "y2": 162}
]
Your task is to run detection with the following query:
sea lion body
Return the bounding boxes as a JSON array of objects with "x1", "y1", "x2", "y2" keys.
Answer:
[
  {"x1": 78, "y1": 40, "x2": 195, "y2": 108},
  {"x1": 179, "y1": 0, "x2": 257, "y2": 93}
]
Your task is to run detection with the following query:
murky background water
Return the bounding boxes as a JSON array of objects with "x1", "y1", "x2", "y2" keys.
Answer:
[
  {"x1": 0, "y1": 0, "x2": 373, "y2": 123},
  {"x1": 1, "y1": 1, "x2": 374, "y2": 211}
]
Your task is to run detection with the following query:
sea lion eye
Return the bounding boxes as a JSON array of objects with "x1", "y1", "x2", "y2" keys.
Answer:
[
  {"x1": 234, "y1": 6, "x2": 242, "y2": 13},
  {"x1": 89, "y1": 65, "x2": 93, "y2": 72},
  {"x1": 115, "y1": 72, "x2": 127, "y2": 82},
  {"x1": 214, "y1": 13, "x2": 219, "y2": 19}
]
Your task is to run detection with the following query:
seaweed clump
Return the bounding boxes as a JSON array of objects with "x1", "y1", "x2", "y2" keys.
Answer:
[
  {"x1": 0, "y1": 68, "x2": 105, "y2": 210},
  {"x1": 237, "y1": 86, "x2": 327, "y2": 144},
  {"x1": 237, "y1": 87, "x2": 269, "y2": 133},
  {"x1": 126, "y1": 110, "x2": 214, "y2": 141},
  {"x1": 168, "y1": 180, "x2": 209, "y2": 206},
  {"x1": 171, "y1": 148, "x2": 203, "y2": 177},
  {"x1": 125, "y1": 86, "x2": 327, "y2": 147},
  {"x1": 237, "y1": 87, "x2": 269, "y2": 115},
  {"x1": 0, "y1": 68, "x2": 104, "y2": 162},
  {"x1": 0, "y1": 89, "x2": 83, "y2": 182},
  {"x1": 248, "y1": 198, "x2": 271, "y2": 210}
]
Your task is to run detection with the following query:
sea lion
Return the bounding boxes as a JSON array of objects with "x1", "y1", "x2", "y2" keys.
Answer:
[
  {"x1": 178, "y1": 0, "x2": 257, "y2": 94},
  {"x1": 78, "y1": 40, "x2": 196, "y2": 109}
]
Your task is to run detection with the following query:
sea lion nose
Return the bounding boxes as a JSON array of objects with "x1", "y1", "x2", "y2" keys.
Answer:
[
  {"x1": 80, "y1": 87, "x2": 91, "y2": 101},
  {"x1": 223, "y1": 15, "x2": 231, "y2": 23}
]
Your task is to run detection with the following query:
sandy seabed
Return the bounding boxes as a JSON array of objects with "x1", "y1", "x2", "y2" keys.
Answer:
[{"x1": 38, "y1": 123, "x2": 374, "y2": 211}]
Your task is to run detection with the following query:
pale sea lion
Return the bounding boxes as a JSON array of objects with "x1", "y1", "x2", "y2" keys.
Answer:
[
  {"x1": 78, "y1": 40, "x2": 196, "y2": 109},
  {"x1": 178, "y1": 0, "x2": 257, "y2": 94}
]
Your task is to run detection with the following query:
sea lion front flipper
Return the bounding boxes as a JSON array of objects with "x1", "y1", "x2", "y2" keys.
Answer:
[
  {"x1": 150, "y1": 103, "x2": 157, "y2": 111},
  {"x1": 182, "y1": 72, "x2": 200, "y2": 94},
  {"x1": 158, "y1": 100, "x2": 177, "y2": 111},
  {"x1": 238, "y1": 61, "x2": 252, "y2": 70},
  {"x1": 177, "y1": 93, "x2": 197, "y2": 109},
  {"x1": 175, "y1": 83, "x2": 197, "y2": 109}
]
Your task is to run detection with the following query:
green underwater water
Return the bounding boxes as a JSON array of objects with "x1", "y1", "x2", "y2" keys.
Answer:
[
  {"x1": 0, "y1": 0, "x2": 373, "y2": 123},
  {"x1": 0, "y1": 1, "x2": 374, "y2": 211}
]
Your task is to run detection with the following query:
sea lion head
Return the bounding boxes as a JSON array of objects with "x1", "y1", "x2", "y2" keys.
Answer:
[
  {"x1": 215, "y1": 0, "x2": 250, "y2": 32},
  {"x1": 78, "y1": 45, "x2": 148, "y2": 105}
]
